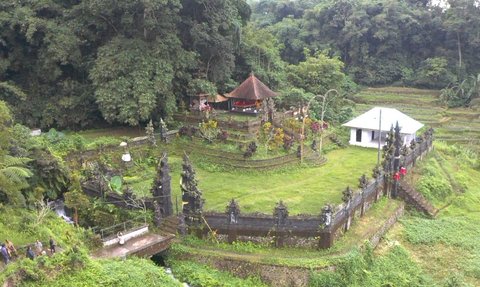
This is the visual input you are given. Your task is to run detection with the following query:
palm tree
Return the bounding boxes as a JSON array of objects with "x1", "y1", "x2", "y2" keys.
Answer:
[{"x1": 0, "y1": 155, "x2": 32, "y2": 205}]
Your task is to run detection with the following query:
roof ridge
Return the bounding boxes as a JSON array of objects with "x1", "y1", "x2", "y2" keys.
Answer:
[{"x1": 251, "y1": 74, "x2": 259, "y2": 99}]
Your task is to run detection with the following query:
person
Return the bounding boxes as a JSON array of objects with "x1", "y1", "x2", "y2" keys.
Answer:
[
  {"x1": 49, "y1": 237, "x2": 56, "y2": 254},
  {"x1": 35, "y1": 239, "x2": 43, "y2": 256},
  {"x1": 5, "y1": 239, "x2": 17, "y2": 257},
  {"x1": 26, "y1": 246, "x2": 35, "y2": 260},
  {"x1": 117, "y1": 232, "x2": 125, "y2": 245},
  {"x1": 0, "y1": 244, "x2": 10, "y2": 265}
]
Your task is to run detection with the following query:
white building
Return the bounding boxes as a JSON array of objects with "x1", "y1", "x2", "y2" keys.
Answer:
[{"x1": 342, "y1": 107, "x2": 424, "y2": 148}]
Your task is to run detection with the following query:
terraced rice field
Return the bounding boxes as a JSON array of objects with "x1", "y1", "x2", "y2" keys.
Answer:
[{"x1": 353, "y1": 87, "x2": 480, "y2": 153}]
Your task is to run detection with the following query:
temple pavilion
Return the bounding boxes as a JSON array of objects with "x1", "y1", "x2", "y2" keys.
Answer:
[
  {"x1": 225, "y1": 73, "x2": 278, "y2": 114},
  {"x1": 189, "y1": 93, "x2": 229, "y2": 111}
]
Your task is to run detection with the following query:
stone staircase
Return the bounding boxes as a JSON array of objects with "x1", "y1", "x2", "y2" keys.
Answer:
[
  {"x1": 159, "y1": 216, "x2": 180, "y2": 235},
  {"x1": 399, "y1": 180, "x2": 438, "y2": 217}
]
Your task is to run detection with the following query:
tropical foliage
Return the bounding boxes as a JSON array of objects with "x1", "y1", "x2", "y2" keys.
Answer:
[{"x1": 2, "y1": 0, "x2": 479, "y2": 128}]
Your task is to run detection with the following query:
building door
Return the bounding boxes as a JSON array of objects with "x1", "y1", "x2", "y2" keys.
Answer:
[{"x1": 356, "y1": 129, "x2": 362, "y2": 142}]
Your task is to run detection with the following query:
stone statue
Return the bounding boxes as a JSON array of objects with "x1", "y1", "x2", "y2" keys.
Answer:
[
  {"x1": 145, "y1": 119, "x2": 156, "y2": 146},
  {"x1": 226, "y1": 199, "x2": 240, "y2": 224},
  {"x1": 150, "y1": 152, "x2": 173, "y2": 217},
  {"x1": 273, "y1": 201, "x2": 289, "y2": 226},
  {"x1": 372, "y1": 165, "x2": 381, "y2": 180},
  {"x1": 358, "y1": 174, "x2": 368, "y2": 189},
  {"x1": 342, "y1": 186, "x2": 353, "y2": 205},
  {"x1": 311, "y1": 139, "x2": 318, "y2": 152},
  {"x1": 319, "y1": 204, "x2": 333, "y2": 228},
  {"x1": 181, "y1": 153, "x2": 204, "y2": 223},
  {"x1": 153, "y1": 200, "x2": 163, "y2": 227},
  {"x1": 159, "y1": 118, "x2": 168, "y2": 142}
]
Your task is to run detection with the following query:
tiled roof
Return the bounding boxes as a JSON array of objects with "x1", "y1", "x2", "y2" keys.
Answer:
[{"x1": 225, "y1": 74, "x2": 277, "y2": 100}]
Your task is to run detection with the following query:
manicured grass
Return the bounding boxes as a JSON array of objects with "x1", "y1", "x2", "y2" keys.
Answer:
[
  {"x1": 119, "y1": 140, "x2": 378, "y2": 215},
  {"x1": 197, "y1": 146, "x2": 377, "y2": 214}
]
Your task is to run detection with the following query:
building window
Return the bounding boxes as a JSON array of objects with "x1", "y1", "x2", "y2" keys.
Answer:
[
  {"x1": 371, "y1": 131, "x2": 375, "y2": 141},
  {"x1": 356, "y1": 129, "x2": 362, "y2": 142}
]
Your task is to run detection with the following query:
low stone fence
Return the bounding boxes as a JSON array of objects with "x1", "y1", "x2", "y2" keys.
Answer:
[{"x1": 183, "y1": 140, "x2": 325, "y2": 170}]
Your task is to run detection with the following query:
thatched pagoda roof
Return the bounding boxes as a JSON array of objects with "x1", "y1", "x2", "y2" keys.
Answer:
[
  {"x1": 196, "y1": 93, "x2": 229, "y2": 103},
  {"x1": 225, "y1": 74, "x2": 277, "y2": 100}
]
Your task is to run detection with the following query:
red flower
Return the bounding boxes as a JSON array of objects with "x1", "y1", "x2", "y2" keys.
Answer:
[{"x1": 393, "y1": 172, "x2": 400, "y2": 181}]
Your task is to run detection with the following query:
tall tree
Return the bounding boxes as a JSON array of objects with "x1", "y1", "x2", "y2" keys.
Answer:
[
  {"x1": 286, "y1": 52, "x2": 345, "y2": 95},
  {"x1": 0, "y1": 101, "x2": 32, "y2": 206},
  {"x1": 180, "y1": 0, "x2": 250, "y2": 87},
  {"x1": 234, "y1": 24, "x2": 286, "y2": 88}
]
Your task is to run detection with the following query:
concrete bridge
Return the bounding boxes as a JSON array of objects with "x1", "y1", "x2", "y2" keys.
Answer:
[
  {"x1": 93, "y1": 233, "x2": 175, "y2": 259},
  {"x1": 92, "y1": 220, "x2": 176, "y2": 259}
]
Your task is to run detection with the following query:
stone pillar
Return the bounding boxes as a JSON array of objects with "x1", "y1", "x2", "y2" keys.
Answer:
[
  {"x1": 319, "y1": 231, "x2": 334, "y2": 249},
  {"x1": 273, "y1": 201, "x2": 288, "y2": 247},
  {"x1": 360, "y1": 196, "x2": 366, "y2": 217},
  {"x1": 344, "y1": 213, "x2": 352, "y2": 232},
  {"x1": 318, "y1": 204, "x2": 333, "y2": 249},
  {"x1": 226, "y1": 199, "x2": 240, "y2": 243}
]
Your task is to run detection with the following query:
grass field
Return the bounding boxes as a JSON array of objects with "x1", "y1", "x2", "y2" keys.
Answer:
[
  {"x1": 353, "y1": 87, "x2": 480, "y2": 153},
  {"x1": 123, "y1": 144, "x2": 377, "y2": 215}
]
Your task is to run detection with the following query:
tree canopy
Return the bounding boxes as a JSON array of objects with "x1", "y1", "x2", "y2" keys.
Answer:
[{"x1": 1, "y1": 0, "x2": 480, "y2": 128}]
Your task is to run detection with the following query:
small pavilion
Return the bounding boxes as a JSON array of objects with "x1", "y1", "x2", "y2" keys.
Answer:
[
  {"x1": 225, "y1": 73, "x2": 278, "y2": 114},
  {"x1": 189, "y1": 93, "x2": 229, "y2": 111}
]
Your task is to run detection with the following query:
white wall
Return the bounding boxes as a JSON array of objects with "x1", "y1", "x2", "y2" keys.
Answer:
[
  {"x1": 349, "y1": 128, "x2": 378, "y2": 148},
  {"x1": 103, "y1": 225, "x2": 149, "y2": 247},
  {"x1": 349, "y1": 128, "x2": 416, "y2": 149}
]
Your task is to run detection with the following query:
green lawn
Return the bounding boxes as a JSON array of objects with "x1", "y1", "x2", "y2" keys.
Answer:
[
  {"x1": 122, "y1": 143, "x2": 377, "y2": 215},
  {"x1": 197, "y1": 146, "x2": 377, "y2": 214}
]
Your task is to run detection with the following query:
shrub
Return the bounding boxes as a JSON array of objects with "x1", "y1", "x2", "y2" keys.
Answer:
[
  {"x1": 271, "y1": 128, "x2": 284, "y2": 150},
  {"x1": 283, "y1": 135, "x2": 294, "y2": 151},
  {"x1": 243, "y1": 141, "x2": 257, "y2": 158},
  {"x1": 217, "y1": 130, "x2": 229, "y2": 142},
  {"x1": 311, "y1": 121, "x2": 321, "y2": 134},
  {"x1": 199, "y1": 120, "x2": 219, "y2": 142},
  {"x1": 168, "y1": 260, "x2": 267, "y2": 287},
  {"x1": 416, "y1": 176, "x2": 452, "y2": 202},
  {"x1": 179, "y1": 126, "x2": 195, "y2": 138}
]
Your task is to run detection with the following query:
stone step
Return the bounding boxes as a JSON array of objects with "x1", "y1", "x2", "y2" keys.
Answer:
[{"x1": 399, "y1": 181, "x2": 436, "y2": 217}]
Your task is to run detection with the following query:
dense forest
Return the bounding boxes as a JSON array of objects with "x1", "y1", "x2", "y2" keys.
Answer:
[{"x1": 0, "y1": 0, "x2": 479, "y2": 129}]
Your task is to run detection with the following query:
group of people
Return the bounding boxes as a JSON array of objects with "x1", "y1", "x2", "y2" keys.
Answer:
[
  {"x1": 1, "y1": 237, "x2": 57, "y2": 265},
  {"x1": 1, "y1": 240, "x2": 17, "y2": 265}
]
